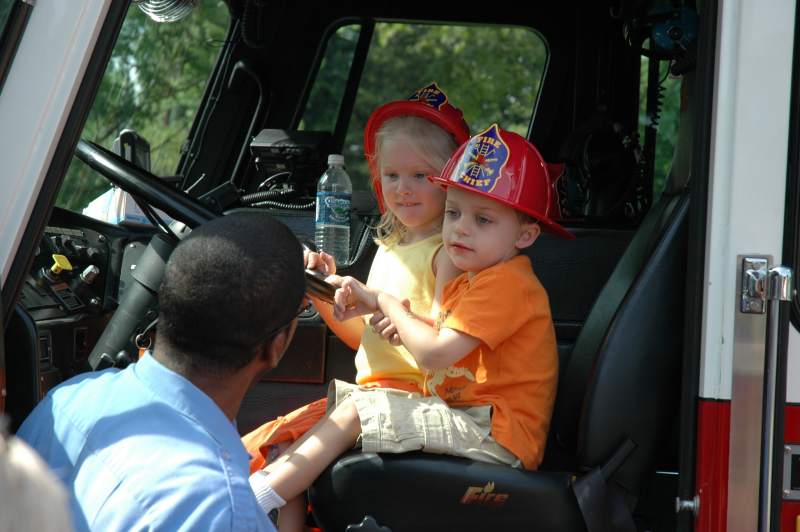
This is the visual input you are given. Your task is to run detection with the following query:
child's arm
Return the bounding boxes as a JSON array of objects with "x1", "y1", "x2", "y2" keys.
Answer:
[
  {"x1": 371, "y1": 247, "x2": 462, "y2": 346},
  {"x1": 431, "y1": 245, "x2": 461, "y2": 318},
  {"x1": 309, "y1": 293, "x2": 363, "y2": 350},
  {"x1": 306, "y1": 251, "x2": 364, "y2": 350},
  {"x1": 376, "y1": 292, "x2": 479, "y2": 369},
  {"x1": 335, "y1": 279, "x2": 480, "y2": 369}
]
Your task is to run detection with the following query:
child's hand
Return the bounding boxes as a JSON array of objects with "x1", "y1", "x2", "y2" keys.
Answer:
[
  {"x1": 333, "y1": 277, "x2": 379, "y2": 321},
  {"x1": 369, "y1": 299, "x2": 411, "y2": 346},
  {"x1": 304, "y1": 249, "x2": 337, "y2": 276}
]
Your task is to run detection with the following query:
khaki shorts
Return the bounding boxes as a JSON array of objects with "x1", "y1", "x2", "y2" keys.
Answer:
[{"x1": 328, "y1": 380, "x2": 521, "y2": 467}]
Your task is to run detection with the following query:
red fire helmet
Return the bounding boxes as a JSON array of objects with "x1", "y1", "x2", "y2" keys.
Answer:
[
  {"x1": 364, "y1": 82, "x2": 471, "y2": 212},
  {"x1": 430, "y1": 124, "x2": 575, "y2": 240}
]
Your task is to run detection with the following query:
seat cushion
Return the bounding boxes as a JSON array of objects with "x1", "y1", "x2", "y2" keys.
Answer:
[{"x1": 309, "y1": 451, "x2": 586, "y2": 532}]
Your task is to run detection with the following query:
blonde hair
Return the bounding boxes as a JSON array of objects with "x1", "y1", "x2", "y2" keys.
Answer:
[{"x1": 371, "y1": 116, "x2": 459, "y2": 246}]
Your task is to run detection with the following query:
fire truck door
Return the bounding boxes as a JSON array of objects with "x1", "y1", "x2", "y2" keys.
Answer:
[{"x1": 690, "y1": 2, "x2": 797, "y2": 532}]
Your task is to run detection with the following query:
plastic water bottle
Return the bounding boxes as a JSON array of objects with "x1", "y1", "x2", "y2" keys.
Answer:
[{"x1": 315, "y1": 154, "x2": 352, "y2": 265}]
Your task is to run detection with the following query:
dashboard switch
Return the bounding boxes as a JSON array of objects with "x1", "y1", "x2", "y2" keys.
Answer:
[
  {"x1": 50, "y1": 254, "x2": 73, "y2": 275},
  {"x1": 80, "y1": 265, "x2": 100, "y2": 284},
  {"x1": 41, "y1": 254, "x2": 74, "y2": 285}
]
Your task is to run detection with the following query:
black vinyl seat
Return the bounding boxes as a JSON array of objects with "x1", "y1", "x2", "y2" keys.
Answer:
[{"x1": 308, "y1": 178, "x2": 689, "y2": 531}]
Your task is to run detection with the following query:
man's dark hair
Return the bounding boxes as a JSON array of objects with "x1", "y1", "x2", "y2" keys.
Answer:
[{"x1": 156, "y1": 212, "x2": 304, "y2": 376}]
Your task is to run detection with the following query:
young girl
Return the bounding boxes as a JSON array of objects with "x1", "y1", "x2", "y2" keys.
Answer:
[{"x1": 243, "y1": 83, "x2": 470, "y2": 523}]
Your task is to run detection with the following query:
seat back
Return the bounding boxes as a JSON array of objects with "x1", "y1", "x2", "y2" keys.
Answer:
[
  {"x1": 544, "y1": 188, "x2": 688, "y2": 496},
  {"x1": 544, "y1": 73, "x2": 696, "y2": 496}
]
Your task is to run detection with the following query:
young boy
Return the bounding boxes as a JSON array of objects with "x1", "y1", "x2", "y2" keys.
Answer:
[{"x1": 251, "y1": 125, "x2": 574, "y2": 529}]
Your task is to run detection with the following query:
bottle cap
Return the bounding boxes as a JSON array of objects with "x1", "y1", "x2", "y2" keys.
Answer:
[{"x1": 327, "y1": 154, "x2": 345, "y2": 166}]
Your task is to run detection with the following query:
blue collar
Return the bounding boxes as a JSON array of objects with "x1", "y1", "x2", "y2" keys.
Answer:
[{"x1": 133, "y1": 353, "x2": 251, "y2": 469}]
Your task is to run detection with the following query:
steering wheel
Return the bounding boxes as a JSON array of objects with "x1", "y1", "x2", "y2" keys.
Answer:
[
  {"x1": 74, "y1": 140, "x2": 220, "y2": 368},
  {"x1": 74, "y1": 139, "x2": 218, "y2": 228},
  {"x1": 74, "y1": 139, "x2": 337, "y2": 368}
]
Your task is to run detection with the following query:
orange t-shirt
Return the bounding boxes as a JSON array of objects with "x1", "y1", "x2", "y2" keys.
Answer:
[{"x1": 425, "y1": 254, "x2": 558, "y2": 470}]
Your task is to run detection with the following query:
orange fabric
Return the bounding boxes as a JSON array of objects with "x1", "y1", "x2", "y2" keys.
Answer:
[
  {"x1": 425, "y1": 255, "x2": 558, "y2": 470},
  {"x1": 243, "y1": 398, "x2": 328, "y2": 473},
  {"x1": 243, "y1": 379, "x2": 421, "y2": 473}
]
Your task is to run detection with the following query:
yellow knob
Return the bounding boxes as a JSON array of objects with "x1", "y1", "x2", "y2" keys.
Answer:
[{"x1": 50, "y1": 254, "x2": 73, "y2": 275}]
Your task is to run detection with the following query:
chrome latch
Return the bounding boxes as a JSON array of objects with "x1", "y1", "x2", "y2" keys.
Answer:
[
  {"x1": 769, "y1": 266, "x2": 794, "y2": 302},
  {"x1": 741, "y1": 258, "x2": 768, "y2": 314},
  {"x1": 675, "y1": 495, "x2": 700, "y2": 516},
  {"x1": 740, "y1": 258, "x2": 794, "y2": 314}
]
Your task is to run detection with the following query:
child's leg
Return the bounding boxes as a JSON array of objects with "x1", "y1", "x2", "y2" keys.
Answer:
[
  {"x1": 242, "y1": 397, "x2": 328, "y2": 473},
  {"x1": 276, "y1": 495, "x2": 309, "y2": 532},
  {"x1": 261, "y1": 405, "x2": 345, "y2": 476},
  {"x1": 267, "y1": 398, "x2": 362, "y2": 502}
]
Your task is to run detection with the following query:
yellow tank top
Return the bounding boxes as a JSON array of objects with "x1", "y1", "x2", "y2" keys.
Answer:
[{"x1": 354, "y1": 233, "x2": 442, "y2": 387}]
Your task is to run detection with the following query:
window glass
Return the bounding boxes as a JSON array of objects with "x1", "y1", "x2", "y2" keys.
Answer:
[
  {"x1": 300, "y1": 22, "x2": 548, "y2": 191},
  {"x1": 0, "y1": 0, "x2": 24, "y2": 91},
  {"x1": 639, "y1": 54, "x2": 681, "y2": 199},
  {"x1": 299, "y1": 24, "x2": 360, "y2": 133},
  {"x1": 56, "y1": 1, "x2": 230, "y2": 213},
  {"x1": 0, "y1": 1, "x2": 14, "y2": 33}
]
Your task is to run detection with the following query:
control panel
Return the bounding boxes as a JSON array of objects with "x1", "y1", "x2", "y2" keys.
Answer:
[{"x1": 20, "y1": 225, "x2": 110, "y2": 321}]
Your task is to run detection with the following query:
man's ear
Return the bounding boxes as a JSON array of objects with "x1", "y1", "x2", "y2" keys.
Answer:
[
  {"x1": 516, "y1": 222, "x2": 541, "y2": 250},
  {"x1": 261, "y1": 325, "x2": 294, "y2": 370}
]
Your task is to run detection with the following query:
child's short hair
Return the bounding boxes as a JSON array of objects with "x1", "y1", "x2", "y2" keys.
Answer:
[
  {"x1": 516, "y1": 211, "x2": 539, "y2": 225},
  {"x1": 372, "y1": 116, "x2": 459, "y2": 246}
]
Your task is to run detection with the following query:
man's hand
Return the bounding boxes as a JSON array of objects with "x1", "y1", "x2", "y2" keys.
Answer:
[
  {"x1": 305, "y1": 249, "x2": 347, "y2": 292},
  {"x1": 304, "y1": 250, "x2": 337, "y2": 277},
  {"x1": 333, "y1": 277, "x2": 380, "y2": 321}
]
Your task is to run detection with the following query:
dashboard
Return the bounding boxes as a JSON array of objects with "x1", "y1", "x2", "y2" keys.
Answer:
[
  {"x1": 6, "y1": 204, "x2": 376, "y2": 430},
  {"x1": 14, "y1": 209, "x2": 156, "y2": 401},
  {"x1": 23, "y1": 224, "x2": 111, "y2": 321}
]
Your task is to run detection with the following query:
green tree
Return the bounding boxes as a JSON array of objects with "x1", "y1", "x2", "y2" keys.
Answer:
[
  {"x1": 57, "y1": 2, "x2": 230, "y2": 212},
  {"x1": 302, "y1": 23, "x2": 547, "y2": 190},
  {"x1": 303, "y1": 22, "x2": 681, "y2": 202},
  {"x1": 58, "y1": 9, "x2": 680, "y2": 212}
]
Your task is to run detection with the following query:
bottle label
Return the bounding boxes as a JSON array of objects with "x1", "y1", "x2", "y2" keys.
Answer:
[{"x1": 315, "y1": 192, "x2": 351, "y2": 228}]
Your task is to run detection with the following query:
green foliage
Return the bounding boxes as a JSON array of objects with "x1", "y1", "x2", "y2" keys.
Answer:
[
  {"x1": 639, "y1": 56, "x2": 682, "y2": 199},
  {"x1": 300, "y1": 25, "x2": 360, "y2": 133},
  {"x1": 56, "y1": 7, "x2": 681, "y2": 212},
  {"x1": 301, "y1": 23, "x2": 547, "y2": 190},
  {"x1": 57, "y1": 2, "x2": 230, "y2": 212}
]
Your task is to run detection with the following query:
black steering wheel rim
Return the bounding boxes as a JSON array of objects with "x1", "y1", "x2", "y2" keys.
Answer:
[
  {"x1": 75, "y1": 139, "x2": 221, "y2": 370},
  {"x1": 74, "y1": 139, "x2": 340, "y2": 367},
  {"x1": 74, "y1": 139, "x2": 218, "y2": 228}
]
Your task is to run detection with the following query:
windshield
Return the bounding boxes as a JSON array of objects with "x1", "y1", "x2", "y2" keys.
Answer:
[{"x1": 56, "y1": 1, "x2": 230, "y2": 215}]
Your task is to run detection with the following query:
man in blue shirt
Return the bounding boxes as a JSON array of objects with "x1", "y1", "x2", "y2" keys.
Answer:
[{"x1": 18, "y1": 212, "x2": 305, "y2": 531}]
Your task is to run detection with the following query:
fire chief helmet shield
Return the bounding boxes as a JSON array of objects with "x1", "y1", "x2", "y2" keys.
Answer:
[
  {"x1": 364, "y1": 82, "x2": 471, "y2": 212},
  {"x1": 432, "y1": 124, "x2": 575, "y2": 240}
]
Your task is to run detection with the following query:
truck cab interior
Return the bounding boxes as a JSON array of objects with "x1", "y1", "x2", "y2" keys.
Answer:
[{"x1": 2, "y1": 1, "x2": 713, "y2": 530}]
